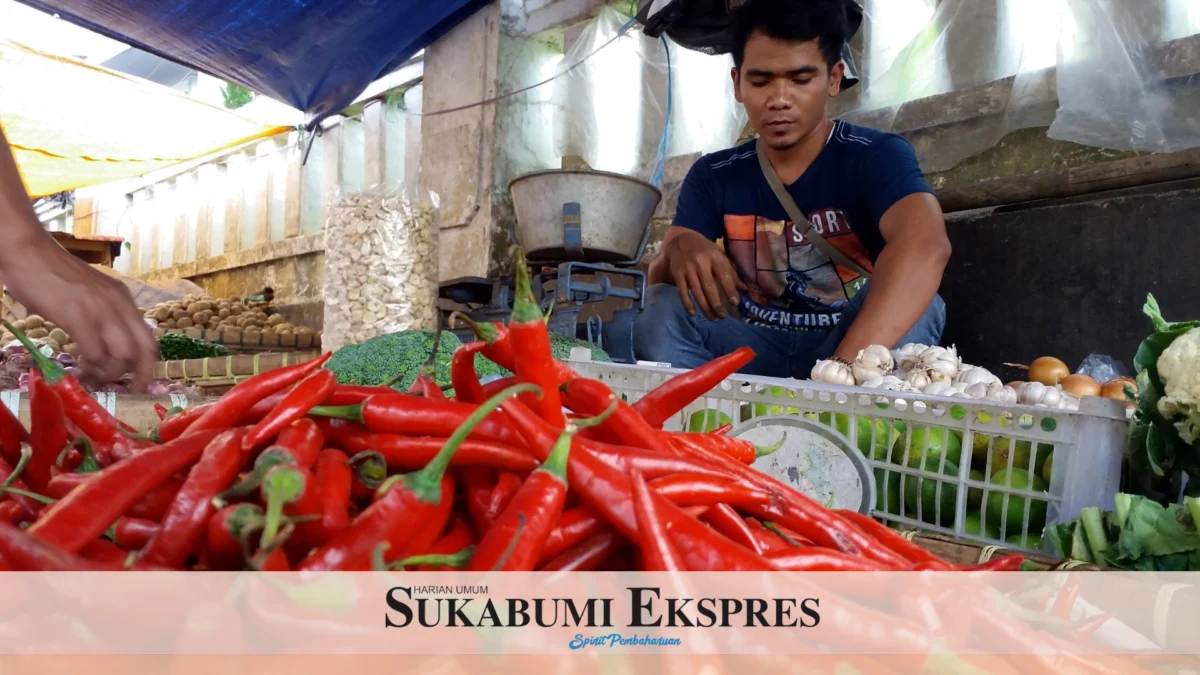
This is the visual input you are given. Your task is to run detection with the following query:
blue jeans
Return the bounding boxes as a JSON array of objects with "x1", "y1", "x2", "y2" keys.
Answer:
[{"x1": 633, "y1": 283, "x2": 946, "y2": 379}]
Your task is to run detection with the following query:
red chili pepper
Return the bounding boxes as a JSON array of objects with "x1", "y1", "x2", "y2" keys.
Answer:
[
  {"x1": 324, "y1": 429, "x2": 538, "y2": 473},
  {"x1": 451, "y1": 342, "x2": 488, "y2": 404},
  {"x1": 766, "y1": 546, "x2": 893, "y2": 571},
  {"x1": 154, "y1": 404, "x2": 210, "y2": 443},
  {"x1": 672, "y1": 439, "x2": 910, "y2": 568},
  {"x1": 584, "y1": 442, "x2": 735, "y2": 482},
  {"x1": 410, "y1": 376, "x2": 445, "y2": 400},
  {"x1": 560, "y1": 378, "x2": 661, "y2": 451},
  {"x1": 701, "y1": 503, "x2": 766, "y2": 555},
  {"x1": 484, "y1": 471, "x2": 524, "y2": 525},
  {"x1": 670, "y1": 432, "x2": 782, "y2": 465},
  {"x1": 501, "y1": 397, "x2": 774, "y2": 571},
  {"x1": 0, "y1": 400, "x2": 28, "y2": 468},
  {"x1": 631, "y1": 469, "x2": 686, "y2": 571},
  {"x1": 460, "y1": 466, "x2": 497, "y2": 534},
  {"x1": 112, "y1": 517, "x2": 158, "y2": 550},
  {"x1": 80, "y1": 539, "x2": 127, "y2": 565},
  {"x1": 28, "y1": 428, "x2": 223, "y2": 553},
  {"x1": 744, "y1": 519, "x2": 797, "y2": 554},
  {"x1": 457, "y1": 315, "x2": 576, "y2": 386},
  {"x1": 1069, "y1": 612, "x2": 1114, "y2": 640},
  {"x1": 710, "y1": 423, "x2": 733, "y2": 436},
  {"x1": 0, "y1": 520, "x2": 117, "y2": 571},
  {"x1": 347, "y1": 450, "x2": 387, "y2": 504},
  {"x1": 259, "y1": 464, "x2": 328, "y2": 557},
  {"x1": 314, "y1": 449, "x2": 352, "y2": 539},
  {"x1": 631, "y1": 347, "x2": 755, "y2": 428},
  {"x1": 647, "y1": 474, "x2": 772, "y2": 508},
  {"x1": 413, "y1": 516, "x2": 476, "y2": 571},
  {"x1": 6, "y1": 322, "x2": 138, "y2": 441},
  {"x1": 480, "y1": 376, "x2": 520, "y2": 398},
  {"x1": 205, "y1": 503, "x2": 266, "y2": 570},
  {"x1": 308, "y1": 394, "x2": 526, "y2": 448},
  {"x1": 540, "y1": 506, "x2": 609, "y2": 565},
  {"x1": 187, "y1": 353, "x2": 332, "y2": 435},
  {"x1": 217, "y1": 419, "x2": 325, "y2": 502},
  {"x1": 391, "y1": 474, "x2": 457, "y2": 563},
  {"x1": 467, "y1": 406, "x2": 609, "y2": 572},
  {"x1": 0, "y1": 501, "x2": 23, "y2": 524},
  {"x1": 153, "y1": 403, "x2": 169, "y2": 420},
  {"x1": 0, "y1": 452, "x2": 44, "y2": 519},
  {"x1": 138, "y1": 428, "x2": 251, "y2": 568},
  {"x1": 834, "y1": 510, "x2": 952, "y2": 569},
  {"x1": 243, "y1": 369, "x2": 336, "y2": 451},
  {"x1": 298, "y1": 384, "x2": 536, "y2": 572},
  {"x1": 1053, "y1": 577, "x2": 1081, "y2": 621},
  {"x1": 508, "y1": 253, "x2": 565, "y2": 428},
  {"x1": 26, "y1": 371, "x2": 69, "y2": 492},
  {"x1": 538, "y1": 532, "x2": 624, "y2": 571}
]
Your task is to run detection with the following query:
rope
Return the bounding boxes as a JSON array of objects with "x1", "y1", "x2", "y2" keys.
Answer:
[
  {"x1": 413, "y1": 18, "x2": 639, "y2": 119},
  {"x1": 977, "y1": 545, "x2": 1001, "y2": 563}
]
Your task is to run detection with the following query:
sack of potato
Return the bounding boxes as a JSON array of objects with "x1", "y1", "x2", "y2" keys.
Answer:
[{"x1": 142, "y1": 294, "x2": 317, "y2": 339}]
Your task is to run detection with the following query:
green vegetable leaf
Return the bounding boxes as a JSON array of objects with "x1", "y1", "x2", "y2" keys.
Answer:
[
  {"x1": 1146, "y1": 424, "x2": 1169, "y2": 478},
  {"x1": 1045, "y1": 522, "x2": 1076, "y2": 559},
  {"x1": 1144, "y1": 294, "x2": 1169, "y2": 332},
  {"x1": 1114, "y1": 495, "x2": 1200, "y2": 560}
]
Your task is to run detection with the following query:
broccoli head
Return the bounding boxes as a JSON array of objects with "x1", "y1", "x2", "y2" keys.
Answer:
[
  {"x1": 548, "y1": 332, "x2": 611, "y2": 363},
  {"x1": 327, "y1": 329, "x2": 507, "y2": 392}
]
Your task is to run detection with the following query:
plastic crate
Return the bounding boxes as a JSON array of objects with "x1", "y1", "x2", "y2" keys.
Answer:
[{"x1": 566, "y1": 357, "x2": 1129, "y2": 556}]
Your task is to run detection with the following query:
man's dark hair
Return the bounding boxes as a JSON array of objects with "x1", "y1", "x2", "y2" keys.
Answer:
[{"x1": 731, "y1": 0, "x2": 849, "y2": 71}]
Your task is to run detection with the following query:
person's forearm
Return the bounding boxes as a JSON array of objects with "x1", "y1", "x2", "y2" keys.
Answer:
[
  {"x1": 647, "y1": 252, "x2": 672, "y2": 286},
  {"x1": 0, "y1": 126, "x2": 45, "y2": 260},
  {"x1": 832, "y1": 236, "x2": 949, "y2": 361}
]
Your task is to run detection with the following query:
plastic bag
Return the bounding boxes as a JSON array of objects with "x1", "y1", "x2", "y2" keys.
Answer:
[
  {"x1": 322, "y1": 184, "x2": 441, "y2": 354},
  {"x1": 1075, "y1": 354, "x2": 1129, "y2": 383}
]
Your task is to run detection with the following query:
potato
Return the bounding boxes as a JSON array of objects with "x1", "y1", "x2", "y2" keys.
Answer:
[
  {"x1": 172, "y1": 310, "x2": 190, "y2": 321},
  {"x1": 218, "y1": 308, "x2": 231, "y2": 320},
  {"x1": 230, "y1": 306, "x2": 244, "y2": 316},
  {"x1": 266, "y1": 314, "x2": 287, "y2": 327},
  {"x1": 176, "y1": 318, "x2": 194, "y2": 329},
  {"x1": 295, "y1": 327, "x2": 314, "y2": 336},
  {"x1": 152, "y1": 308, "x2": 171, "y2": 322},
  {"x1": 193, "y1": 310, "x2": 213, "y2": 325},
  {"x1": 25, "y1": 328, "x2": 48, "y2": 339},
  {"x1": 243, "y1": 326, "x2": 261, "y2": 335},
  {"x1": 208, "y1": 319, "x2": 221, "y2": 330},
  {"x1": 44, "y1": 322, "x2": 56, "y2": 331},
  {"x1": 12, "y1": 320, "x2": 25, "y2": 331},
  {"x1": 65, "y1": 343, "x2": 80, "y2": 358},
  {"x1": 165, "y1": 319, "x2": 178, "y2": 329},
  {"x1": 23, "y1": 316, "x2": 44, "y2": 330},
  {"x1": 43, "y1": 339, "x2": 61, "y2": 353},
  {"x1": 273, "y1": 323, "x2": 294, "y2": 333},
  {"x1": 48, "y1": 329, "x2": 69, "y2": 345}
]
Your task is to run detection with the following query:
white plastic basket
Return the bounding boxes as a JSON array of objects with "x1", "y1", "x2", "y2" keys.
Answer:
[{"x1": 567, "y1": 357, "x2": 1129, "y2": 555}]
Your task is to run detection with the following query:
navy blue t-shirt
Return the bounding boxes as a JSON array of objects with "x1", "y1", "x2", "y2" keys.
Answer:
[{"x1": 673, "y1": 120, "x2": 934, "y2": 332}]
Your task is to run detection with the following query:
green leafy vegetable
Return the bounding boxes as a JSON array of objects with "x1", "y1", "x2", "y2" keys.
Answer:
[
  {"x1": 157, "y1": 333, "x2": 231, "y2": 361},
  {"x1": 1046, "y1": 493, "x2": 1200, "y2": 570}
]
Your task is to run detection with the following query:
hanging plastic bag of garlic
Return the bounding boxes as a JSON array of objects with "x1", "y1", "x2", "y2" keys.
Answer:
[{"x1": 322, "y1": 184, "x2": 441, "y2": 353}]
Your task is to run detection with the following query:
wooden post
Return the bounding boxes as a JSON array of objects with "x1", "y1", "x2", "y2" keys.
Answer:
[
  {"x1": 195, "y1": 164, "x2": 217, "y2": 260},
  {"x1": 72, "y1": 196, "x2": 95, "y2": 237},
  {"x1": 224, "y1": 153, "x2": 247, "y2": 253},
  {"x1": 283, "y1": 130, "x2": 303, "y2": 239},
  {"x1": 254, "y1": 141, "x2": 273, "y2": 247}
]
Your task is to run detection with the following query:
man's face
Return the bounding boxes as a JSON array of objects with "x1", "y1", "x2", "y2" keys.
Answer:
[{"x1": 732, "y1": 31, "x2": 844, "y2": 151}]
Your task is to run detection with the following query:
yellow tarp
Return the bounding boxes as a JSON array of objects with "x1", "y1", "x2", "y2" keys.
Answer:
[{"x1": 0, "y1": 39, "x2": 288, "y2": 198}]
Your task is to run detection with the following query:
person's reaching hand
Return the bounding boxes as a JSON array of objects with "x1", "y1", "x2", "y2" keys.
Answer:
[{"x1": 661, "y1": 227, "x2": 746, "y2": 320}]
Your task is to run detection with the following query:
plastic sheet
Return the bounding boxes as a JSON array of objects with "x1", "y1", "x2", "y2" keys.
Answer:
[
  {"x1": 834, "y1": 0, "x2": 1200, "y2": 171},
  {"x1": 322, "y1": 185, "x2": 441, "y2": 354},
  {"x1": 553, "y1": 7, "x2": 746, "y2": 183}
]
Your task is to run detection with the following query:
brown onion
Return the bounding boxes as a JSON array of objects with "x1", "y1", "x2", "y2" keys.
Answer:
[
  {"x1": 1028, "y1": 357, "x2": 1069, "y2": 386},
  {"x1": 1101, "y1": 377, "x2": 1137, "y2": 406},
  {"x1": 1060, "y1": 374, "x2": 1101, "y2": 398},
  {"x1": 1006, "y1": 381, "x2": 1025, "y2": 390}
]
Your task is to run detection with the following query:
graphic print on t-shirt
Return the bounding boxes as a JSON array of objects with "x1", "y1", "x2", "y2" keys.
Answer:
[{"x1": 723, "y1": 211, "x2": 873, "y2": 331}]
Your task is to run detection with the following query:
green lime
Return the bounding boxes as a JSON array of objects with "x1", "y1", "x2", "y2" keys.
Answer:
[
  {"x1": 892, "y1": 426, "x2": 962, "y2": 469},
  {"x1": 1041, "y1": 452, "x2": 1054, "y2": 484},
  {"x1": 874, "y1": 467, "x2": 902, "y2": 515},
  {"x1": 964, "y1": 510, "x2": 1002, "y2": 540},
  {"x1": 986, "y1": 468, "x2": 1048, "y2": 537},
  {"x1": 687, "y1": 409, "x2": 733, "y2": 433},
  {"x1": 967, "y1": 469, "x2": 986, "y2": 509},
  {"x1": 1007, "y1": 533, "x2": 1043, "y2": 549},
  {"x1": 988, "y1": 439, "x2": 1052, "y2": 477},
  {"x1": 749, "y1": 386, "x2": 799, "y2": 418},
  {"x1": 903, "y1": 456, "x2": 959, "y2": 526},
  {"x1": 812, "y1": 412, "x2": 900, "y2": 460}
]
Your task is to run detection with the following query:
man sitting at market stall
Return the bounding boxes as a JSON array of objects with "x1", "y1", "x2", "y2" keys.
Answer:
[{"x1": 634, "y1": 0, "x2": 950, "y2": 378}]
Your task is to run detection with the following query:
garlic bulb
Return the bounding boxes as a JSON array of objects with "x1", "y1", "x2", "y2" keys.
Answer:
[
  {"x1": 1017, "y1": 381, "x2": 1062, "y2": 408},
  {"x1": 1058, "y1": 392, "x2": 1081, "y2": 411},
  {"x1": 922, "y1": 382, "x2": 957, "y2": 398},
  {"x1": 964, "y1": 382, "x2": 990, "y2": 399},
  {"x1": 853, "y1": 345, "x2": 895, "y2": 384},
  {"x1": 984, "y1": 383, "x2": 1018, "y2": 404},
  {"x1": 918, "y1": 345, "x2": 962, "y2": 381},
  {"x1": 955, "y1": 366, "x2": 1000, "y2": 387},
  {"x1": 952, "y1": 381, "x2": 971, "y2": 393},
  {"x1": 905, "y1": 368, "x2": 936, "y2": 390},
  {"x1": 811, "y1": 359, "x2": 855, "y2": 386},
  {"x1": 862, "y1": 375, "x2": 904, "y2": 390},
  {"x1": 892, "y1": 343, "x2": 928, "y2": 372}
]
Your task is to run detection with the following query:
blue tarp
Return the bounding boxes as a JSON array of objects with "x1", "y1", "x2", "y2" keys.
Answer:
[{"x1": 15, "y1": 0, "x2": 489, "y2": 120}]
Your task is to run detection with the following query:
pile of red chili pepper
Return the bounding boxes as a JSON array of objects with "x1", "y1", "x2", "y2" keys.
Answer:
[{"x1": 0, "y1": 253, "x2": 1032, "y2": 576}]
